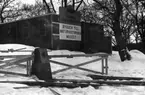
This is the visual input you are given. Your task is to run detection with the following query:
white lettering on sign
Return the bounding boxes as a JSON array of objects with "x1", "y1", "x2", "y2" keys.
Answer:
[{"x1": 59, "y1": 23, "x2": 81, "y2": 41}]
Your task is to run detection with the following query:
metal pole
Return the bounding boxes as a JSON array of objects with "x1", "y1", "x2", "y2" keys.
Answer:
[
  {"x1": 27, "y1": 60, "x2": 31, "y2": 76},
  {"x1": 27, "y1": 61, "x2": 29, "y2": 76},
  {"x1": 105, "y1": 58, "x2": 108, "y2": 75},
  {"x1": 102, "y1": 59, "x2": 104, "y2": 74}
]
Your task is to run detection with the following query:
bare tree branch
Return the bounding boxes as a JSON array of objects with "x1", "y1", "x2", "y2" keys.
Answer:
[
  {"x1": 93, "y1": 0, "x2": 113, "y2": 15},
  {"x1": 42, "y1": 0, "x2": 51, "y2": 13},
  {"x1": 0, "y1": 0, "x2": 20, "y2": 23},
  {"x1": 76, "y1": 0, "x2": 83, "y2": 11},
  {"x1": 50, "y1": 0, "x2": 56, "y2": 13}
]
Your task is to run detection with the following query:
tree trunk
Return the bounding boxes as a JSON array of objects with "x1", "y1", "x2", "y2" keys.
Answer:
[
  {"x1": 64, "y1": 0, "x2": 67, "y2": 7},
  {"x1": 113, "y1": 0, "x2": 131, "y2": 61},
  {"x1": 0, "y1": 16, "x2": 4, "y2": 23},
  {"x1": 113, "y1": 23, "x2": 131, "y2": 61},
  {"x1": 141, "y1": 13, "x2": 145, "y2": 52},
  {"x1": 141, "y1": 30, "x2": 145, "y2": 52},
  {"x1": 72, "y1": 0, "x2": 75, "y2": 9}
]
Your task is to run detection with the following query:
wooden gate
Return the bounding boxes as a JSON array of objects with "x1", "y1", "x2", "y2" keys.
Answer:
[
  {"x1": 49, "y1": 53, "x2": 109, "y2": 75},
  {"x1": 0, "y1": 48, "x2": 33, "y2": 76},
  {"x1": 0, "y1": 48, "x2": 109, "y2": 77}
]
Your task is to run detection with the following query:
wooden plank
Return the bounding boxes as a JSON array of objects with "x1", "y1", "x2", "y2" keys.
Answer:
[
  {"x1": 105, "y1": 58, "x2": 108, "y2": 75},
  {"x1": 49, "y1": 88, "x2": 61, "y2": 95},
  {"x1": 0, "y1": 80, "x2": 100, "y2": 88},
  {"x1": 102, "y1": 59, "x2": 104, "y2": 74},
  {"x1": 0, "y1": 70, "x2": 27, "y2": 76},
  {"x1": 0, "y1": 58, "x2": 16, "y2": 64},
  {"x1": 0, "y1": 48, "x2": 26, "y2": 53},
  {"x1": 0, "y1": 55, "x2": 33, "y2": 58},
  {"x1": 1, "y1": 78, "x2": 145, "y2": 87},
  {"x1": 27, "y1": 60, "x2": 32, "y2": 76},
  {"x1": 51, "y1": 78, "x2": 145, "y2": 86},
  {"x1": 49, "y1": 53, "x2": 109, "y2": 58},
  {"x1": 8, "y1": 50, "x2": 34, "y2": 52},
  {"x1": 16, "y1": 64, "x2": 26, "y2": 68},
  {"x1": 87, "y1": 74, "x2": 144, "y2": 80}
]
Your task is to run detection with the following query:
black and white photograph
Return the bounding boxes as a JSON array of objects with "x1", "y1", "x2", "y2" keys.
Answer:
[{"x1": 0, "y1": 0, "x2": 145, "y2": 94}]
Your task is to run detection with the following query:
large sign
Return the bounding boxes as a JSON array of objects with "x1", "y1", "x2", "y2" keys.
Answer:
[
  {"x1": 59, "y1": 23, "x2": 81, "y2": 41},
  {"x1": 59, "y1": 7, "x2": 81, "y2": 25}
]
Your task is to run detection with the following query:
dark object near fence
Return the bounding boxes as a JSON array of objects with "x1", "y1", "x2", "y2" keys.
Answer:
[{"x1": 31, "y1": 48, "x2": 52, "y2": 81}]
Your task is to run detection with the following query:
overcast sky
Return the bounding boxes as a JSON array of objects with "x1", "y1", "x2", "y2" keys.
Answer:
[
  {"x1": 20, "y1": 0, "x2": 36, "y2": 4},
  {"x1": 20, "y1": 0, "x2": 93, "y2": 5}
]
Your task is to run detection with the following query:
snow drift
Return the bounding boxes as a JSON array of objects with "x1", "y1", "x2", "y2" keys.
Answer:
[{"x1": 0, "y1": 44, "x2": 145, "y2": 95}]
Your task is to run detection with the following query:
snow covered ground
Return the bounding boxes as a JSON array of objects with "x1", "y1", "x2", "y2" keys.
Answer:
[{"x1": 0, "y1": 44, "x2": 145, "y2": 95}]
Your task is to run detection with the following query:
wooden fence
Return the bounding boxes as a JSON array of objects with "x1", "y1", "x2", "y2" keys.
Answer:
[
  {"x1": 0, "y1": 49, "x2": 109, "y2": 77},
  {"x1": 49, "y1": 53, "x2": 109, "y2": 75},
  {"x1": 0, "y1": 54, "x2": 33, "y2": 76}
]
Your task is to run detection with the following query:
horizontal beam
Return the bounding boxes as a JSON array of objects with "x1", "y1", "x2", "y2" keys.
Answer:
[
  {"x1": 0, "y1": 53, "x2": 109, "y2": 59},
  {"x1": 0, "y1": 70, "x2": 27, "y2": 77},
  {"x1": 0, "y1": 55, "x2": 33, "y2": 58},
  {"x1": 49, "y1": 53, "x2": 109, "y2": 58}
]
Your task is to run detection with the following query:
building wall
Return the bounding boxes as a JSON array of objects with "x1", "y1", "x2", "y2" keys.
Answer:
[{"x1": 0, "y1": 14, "x2": 112, "y2": 53}]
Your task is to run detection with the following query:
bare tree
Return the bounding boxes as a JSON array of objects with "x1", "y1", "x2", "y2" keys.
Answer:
[
  {"x1": 20, "y1": 1, "x2": 46, "y2": 18},
  {"x1": 0, "y1": 0, "x2": 21, "y2": 23},
  {"x1": 122, "y1": 0, "x2": 145, "y2": 49},
  {"x1": 42, "y1": 0, "x2": 56, "y2": 13},
  {"x1": 88, "y1": 0, "x2": 131, "y2": 61},
  {"x1": 113, "y1": 0, "x2": 131, "y2": 61}
]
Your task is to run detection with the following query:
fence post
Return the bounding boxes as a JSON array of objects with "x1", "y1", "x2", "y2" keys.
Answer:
[
  {"x1": 105, "y1": 58, "x2": 108, "y2": 75},
  {"x1": 102, "y1": 59, "x2": 104, "y2": 74},
  {"x1": 27, "y1": 60, "x2": 31, "y2": 76},
  {"x1": 31, "y1": 48, "x2": 52, "y2": 81}
]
